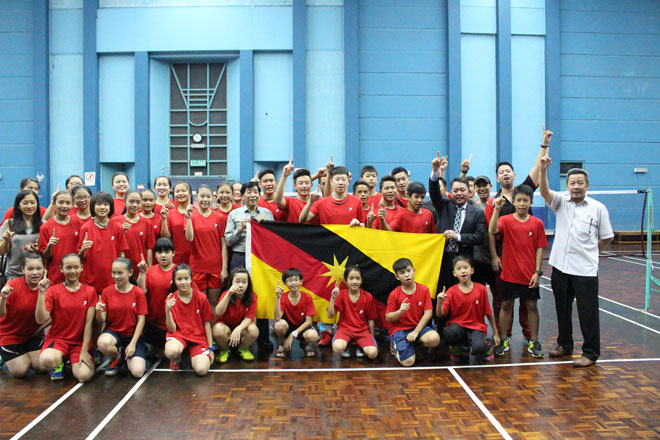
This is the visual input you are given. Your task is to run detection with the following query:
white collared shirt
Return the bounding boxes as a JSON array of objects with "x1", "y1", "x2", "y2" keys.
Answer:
[{"x1": 548, "y1": 192, "x2": 614, "y2": 277}]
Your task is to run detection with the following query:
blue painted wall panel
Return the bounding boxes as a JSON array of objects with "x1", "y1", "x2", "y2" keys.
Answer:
[
  {"x1": 99, "y1": 54, "x2": 135, "y2": 163},
  {"x1": 49, "y1": 8, "x2": 83, "y2": 54},
  {"x1": 561, "y1": 142, "x2": 658, "y2": 164},
  {"x1": 561, "y1": 0, "x2": 660, "y2": 13},
  {"x1": 0, "y1": 145, "x2": 35, "y2": 167},
  {"x1": 0, "y1": 55, "x2": 32, "y2": 77},
  {"x1": 561, "y1": 54, "x2": 660, "y2": 79},
  {"x1": 511, "y1": 1, "x2": 545, "y2": 35},
  {"x1": 560, "y1": 98, "x2": 660, "y2": 122},
  {"x1": 360, "y1": 96, "x2": 447, "y2": 118},
  {"x1": 359, "y1": 141, "x2": 447, "y2": 163},
  {"x1": 0, "y1": 10, "x2": 32, "y2": 32},
  {"x1": 0, "y1": 78, "x2": 33, "y2": 100},
  {"x1": 0, "y1": 1, "x2": 34, "y2": 10},
  {"x1": 360, "y1": 118, "x2": 446, "y2": 142},
  {"x1": 0, "y1": 33, "x2": 33, "y2": 55},
  {"x1": 562, "y1": 10, "x2": 660, "y2": 34},
  {"x1": 360, "y1": 29, "x2": 445, "y2": 51},
  {"x1": 226, "y1": 58, "x2": 240, "y2": 181},
  {"x1": 0, "y1": 122, "x2": 33, "y2": 144},
  {"x1": 460, "y1": 0, "x2": 496, "y2": 35},
  {"x1": 359, "y1": 51, "x2": 447, "y2": 74},
  {"x1": 0, "y1": 100, "x2": 32, "y2": 122},
  {"x1": 561, "y1": 33, "x2": 660, "y2": 56},
  {"x1": 561, "y1": 77, "x2": 660, "y2": 99},
  {"x1": 306, "y1": 6, "x2": 343, "y2": 51},
  {"x1": 359, "y1": 5, "x2": 446, "y2": 29},
  {"x1": 359, "y1": 73, "x2": 447, "y2": 96},
  {"x1": 149, "y1": 59, "x2": 171, "y2": 181},
  {"x1": 561, "y1": 120, "x2": 660, "y2": 143}
]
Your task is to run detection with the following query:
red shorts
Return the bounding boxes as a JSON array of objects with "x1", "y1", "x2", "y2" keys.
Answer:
[
  {"x1": 42, "y1": 338, "x2": 90, "y2": 364},
  {"x1": 333, "y1": 328, "x2": 377, "y2": 349},
  {"x1": 193, "y1": 272, "x2": 222, "y2": 291},
  {"x1": 166, "y1": 334, "x2": 210, "y2": 358}
]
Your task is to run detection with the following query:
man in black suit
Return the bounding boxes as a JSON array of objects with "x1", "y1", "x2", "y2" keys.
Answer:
[{"x1": 428, "y1": 153, "x2": 487, "y2": 291}]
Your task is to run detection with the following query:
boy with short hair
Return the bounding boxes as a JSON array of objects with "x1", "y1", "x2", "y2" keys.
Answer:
[
  {"x1": 489, "y1": 184, "x2": 548, "y2": 357},
  {"x1": 273, "y1": 159, "x2": 318, "y2": 224},
  {"x1": 436, "y1": 255, "x2": 500, "y2": 364},
  {"x1": 299, "y1": 166, "x2": 365, "y2": 226},
  {"x1": 273, "y1": 268, "x2": 319, "y2": 358},
  {"x1": 386, "y1": 258, "x2": 440, "y2": 367},
  {"x1": 368, "y1": 175, "x2": 400, "y2": 230},
  {"x1": 389, "y1": 182, "x2": 436, "y2": 233},
  {"x1": 257, "y1": 169, "x2": 286, "y2": 221},
  {"x1": 390, "y1": 167, "x2": 410, "y2": 207},
  {"x1": 360, "y1": 165, "x2": 379, "y2": 197},
  {"x1": 353, "y1": 180, "x2": 371, "y2": 211}
]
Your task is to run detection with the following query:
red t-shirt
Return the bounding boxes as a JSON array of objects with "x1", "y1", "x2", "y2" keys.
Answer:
[
  {"x1": 2, "y1": 206, "x2": 47, "y2": 225},
  {"x1": 75, "y1": 213, "x2": 93, "y2": 225},
  {"x1": 279, "y1": 291, "x2": 316, "y2": 327},
  {"x1": 395, "y1": 195, "x2": 409, "y2": 208},
  {"x1": 111, "y1": 215, "x2": 156, "y2": 273},
  {"x1": 215, "y1": 290, "x2": 258, "y2": 327},
  {"x1": 390, "y1": 208, "x2": 436, "y2": 233},
  {"x1": 153, "y1": 200, "x2": 174, "y2": 217},
  {"x1": 141, "y1": 213, "x2": 162, "y2": 239},
  {"x1": 45, "y1": 283, "x2": 97, "y2": 344},
  {"x1": 100, "y1": 285, "x2": 148, "y2": 337},
  {"x1": 112, "y1": 197, "x2": 125, "y2": 217},
  {"x1": 166, "y1": 208, "x2": 193, "y2": 265},
  {"x1": 0, "y1": 277, "x2": 41, "y2": 345},
  {"x1": 282, "y1": 197, "x2": 318, "y2": 224},
  {"x1": 189, "y1": 210, "x2": 227, "y2": 273},
  {"x1": 371, "y1": 205, "x2": 401, "y2": 230},
  {"x1": 258, "y1": 197, "x2": 286, "y2": 221},
  {"x1": 77, "y1": 221, "x2": 130, "y2": 293},
  {"x1": 39, "y1": 216, "x2": 82, "y2": 284},
  {"x1": 310, "y1": 194, "x2": 366, "y2": 225},
  {"x1": 385, "y1": 283, "x2": 433, "y2": 336},
  {"x1": 497, "y1": 214, "x2": 548, "y2": 285},
  {"x1": 166, "y1": 288, "x2": 213, "y2": 345},
  {"x1": 334, "y1": 288, "x2": 378, "y2": 333},
  {"x1": 215, "y1": 205, "x2": 240, "y2": 226},
  {"x1": 442, "y1": 283, "x2": 492, "y2": 333},
  {"x1": 367, "y1": 194, "x2": 382, "y2": 208},
  {"x1": 144, "y1": 265, "x2": 174, "y2": 329}
]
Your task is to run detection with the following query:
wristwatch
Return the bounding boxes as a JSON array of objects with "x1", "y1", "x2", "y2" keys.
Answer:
[
  {"x1": 535, "y1": 270, "x2": 543, "y2": 276},
  {"x1": 291, "y1": 330, "x2": 299, "y2": 338}
]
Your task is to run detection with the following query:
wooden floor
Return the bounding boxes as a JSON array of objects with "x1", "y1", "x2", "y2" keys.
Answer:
[{"x1": 2, "y1": 246, "x2": 660, "y2": 439}]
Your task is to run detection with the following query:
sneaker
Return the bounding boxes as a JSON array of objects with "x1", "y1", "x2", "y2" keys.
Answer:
[
  {"x1": 169, "y1": 357, "x2": 182, "y2": 370},
  {"x1": 449, "y1": 345, "x2": 465, "y2": 361},
  {"x1": 356, "y1": 347, "x2": 365, "y2": 358},
  {"x1": 341, "y1": 348, "x2": 351, "y2": 358},
  {"x1": 522, "y1": 338, "x2": 530, "y2": 347},
  {"x1": 319, "y1": 330, "x2": 333, "y2": 347},
  {"x1": 501, "y1": 336, "x2": 510, "y2": 353},
  {"x1": 105, "y1": 354, "x2": 122, "y2": 376},
  {"x1": 238, "y1": 348, "x2": 254, "y2": 361},
  {"x1": 483, "y1": 346, "x2": 494, "y2": 361},
  {"x1": 528, "y1": 340, "x2": 544, "y2": 358},
  {"x1": 216, "y1": 349, "x2": 231, "y2": 363},
  {"x1": 50, "y1": 361, "x2": 65, "y2": 381},
  {"x1": 493, "y1": 344, "x2": 505, "y2": 356}
]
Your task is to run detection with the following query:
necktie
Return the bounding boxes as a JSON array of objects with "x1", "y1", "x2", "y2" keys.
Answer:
[{"x1": 447, "y1": 206, "x2": 462, "y2": 252}]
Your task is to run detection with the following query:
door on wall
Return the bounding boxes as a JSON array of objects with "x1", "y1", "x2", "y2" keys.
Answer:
[{"x1": 170, "y1": 63, "x2": 228, "y2": 178}]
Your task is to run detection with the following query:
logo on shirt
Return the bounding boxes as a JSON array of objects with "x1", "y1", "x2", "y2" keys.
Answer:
[
  {"x1": 111, "y1": 236, "x2": 115, "y2": 240},
  {"x1": 215, "y1": 224, "x2": 218, "y2": 228},
  {"x1": 359, "y1": 310, "x2": 364, "y2": 314},
  {"x1": 139, "y1": 232, "x2": 143, "y2": 236},
  {"x1": 83, "y1": 300, "x2": 88, "y2": 306},
  {"x1": 418, "y1": 302, "x2": 422, "y2": 306},
  {"x1": 75, "y1": 232, "x2": 79, "y2": 236},
  {"x1": 132, "y1": 302, "x2": 136, "y2": 307},
  {"x1": 529, "y1": 232, "x2": 533, "y2": 236},
  {"x1": 475, "y1": 300, "x2": 479, "y2": 305},
  {"x1": 301, "y1": 312, "x2": 305, "y2": 316},
  {"x1": 196, "y1": 309, "x2": 200, "y2": 314},
  {"x1": 349, "y1": 207, "x2": 353, "y2": 211}
]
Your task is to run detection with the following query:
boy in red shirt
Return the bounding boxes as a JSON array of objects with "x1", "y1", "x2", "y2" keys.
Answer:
[
  {"x1": 273, "y1": 268, "x2": 319, "y2": 358},
  {"x1": 327, "y1": 265, "x2": 379, "y2": 360},
  {"x1": 489, "y1": 184, "x2": 548, "y2": 357},
  {"x1": 389, "y1": 182, "x2": 436, "y2": 233},
  {"x1": 273, "y1": 160, "x2": 317, "y2": 224},
  {"x1": 360, "y1": 165, "x2": 379, "y2": 197},
  {"x1": 257, "y1": 168, "x2": 286, "y2": 221},
  {"x1": 368, "y1": 175, "x2": 400, "y2": 230},
  {"x1": 299, "y1": 166, "x2": 365, "y2": 226},
  {"x1": 386, "y1": 258, "x2": 440, "y2": 367},
  {"x1": 437, "y1": 255, "x2": 500, "y2": 365}
]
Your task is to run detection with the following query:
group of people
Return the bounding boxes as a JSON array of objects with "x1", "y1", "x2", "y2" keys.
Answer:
[{"x1": 0, "y1": 125, "x2": 615, "y2": 381}]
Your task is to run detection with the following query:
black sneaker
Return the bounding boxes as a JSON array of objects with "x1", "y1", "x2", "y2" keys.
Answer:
[{"x1": 528, "y1": 340, "x2": 544, "y2": 358}]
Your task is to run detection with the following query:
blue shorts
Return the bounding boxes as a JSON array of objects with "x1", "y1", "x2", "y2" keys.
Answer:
[
  {"x1": 390, "y1": 326, "x2": 434, "y2": 362},
  {"x1": 101, "y1": 329, "x2": 147, "y2": 359}
]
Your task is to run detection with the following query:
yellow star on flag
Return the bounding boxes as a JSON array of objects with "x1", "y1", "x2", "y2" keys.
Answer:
[{"x1": 320, "y1": 255, "x2": 349, "y2": 288}]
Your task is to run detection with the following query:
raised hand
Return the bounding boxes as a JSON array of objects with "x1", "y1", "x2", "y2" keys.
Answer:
[
  {"x1": 461, "y1": 154, "x2": 472, "y2": 173},
  {"x1": 123, "y1": 221, "x2": 132, "y2": 232},
  {"x1": 47, "y1": 229, "x2": 60, "y2": 248},
  {"x1": 325, "y1": 155, "x2": 334, "y2": 172},
  {"x1": 366, "y1": 204, "x2": 376, "y2": 224},
  {"x1": 542, "y1": 123, "x2": 553, "y2": 146},
  {"x1": 160, "y1": 206, "x2": 169, "y2": 219},
  {"x1": 166, "y1": 296, "x2": 176, "y2": 312},
  {"x1": 378, "y1": 202, "x2": 387, "y2": 220},
  {"x1": 437, "y1": 286, "x2": 447, "y2": 301},
  {"x1": 275, "y1": 281, "x2": 284, "y2": 298},
  {"x1": 540, "y1": 149, "x2": 552, "y2": 169},
  {"x1": 310, "y1": 186, "x2": 322, "y2": 203},
  {"x1": 2, "y1": 228, "x2": 14, "y2": 241},
  {"x1": 80, "y1": 232, "x2": 93, "y2": 252},
  {"x1": 283, "y1": 156, "x2": 294, "y2": 177},
  {"x1": 1, "y1": 285, "x2": 13, "y2": 299},
  {"x1": 440, "y1": 155, "x2": 448, "y2": 172},
  {"x1": 399, "y1": 298, "x2": 410, "y2": 313},
  {"x1": 331, "y1": 286, "x2": 340, "y2": 299},
  {"x1": 95, "y1": 301, "x2": 106, "y2": 312},
  {"x1": 137, "y1": 253, "x2": 148, "y2": 273},
  {"x1": 185, "y1": 204, "x2": 194, "y2": 219},
  {"x1": 432, "y1": 151, "x2": 442, "y2": 172},
  {"x1": 493, "y1": 195, "x2": 506, "y2": 210},
  {"x1": 37, "y1": 270, "x2": 50, "y2": 292},
  {"x1": 316, "y1": 167, "x2": 327, "y2": 179}
]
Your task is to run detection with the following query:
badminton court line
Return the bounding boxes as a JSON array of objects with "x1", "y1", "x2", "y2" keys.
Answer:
[{"x1": 449, "y1": 367, "x2": 513, "y2": 440}]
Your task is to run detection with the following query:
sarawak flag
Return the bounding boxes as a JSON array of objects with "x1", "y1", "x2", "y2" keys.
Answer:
[{"x1": 247, "y1": 220, "x2": 445, "y2": 324}]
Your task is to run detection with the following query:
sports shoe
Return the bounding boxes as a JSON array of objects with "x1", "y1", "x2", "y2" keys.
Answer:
[
  {"x1": 522, "y1": 338, "x2": 530, "y2": 347},
  {"x1": 528, "y1": 340, "x2": 544, "y2": 358},
  {"x1": 341, "y1": 348, "x2": 351, "y2": 358},
  {"x1": 501, "y1": 336, "x2": 510, "y2": 352},
  {"x1": 216, "y1": 349, "x2": 231, "y2": 363},
  {"x1": 319, "y1": 330, "x2": 333, "y2": 346},
  {"x1": 449, "y1": 345, "x2": 465, "y2": 361},
  {"x1": 169, "y1": 357, "x2": 182, "y2": 370},
  {"x1": 483, "y1": 346, "x2": 494, "y2": 361},
  {"x1": 356, "y1": 347, "x2": 365, "y2": 358},
  {"x1": 105, "y1": 353, "x2": 122, "y2": 376},
  {"x1": 238, "y1": 348, "x2": 254, "y2": 361},
  {"x1": 50, "y1": 361, "x2": 65, "y2": 380},
  {"x1": 494, "y1": 344, "x2": 505, "y2": 356}
]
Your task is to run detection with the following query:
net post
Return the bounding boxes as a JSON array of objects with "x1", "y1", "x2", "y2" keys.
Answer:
[{"x1": 646, "y1": 188, "x2": 655, "y2": 311}]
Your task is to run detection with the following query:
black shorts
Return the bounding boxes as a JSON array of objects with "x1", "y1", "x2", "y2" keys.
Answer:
[
  {"x1": 283, "y1": 319, "x2": 315, "y2": 340},
  {"x1": 0, "y1": 336, "x2": 43, "y2": 362},
  {"x1": 500, "y1": 280, "x2": 540, "y2": 301},
  {"x1": 143, "y1": 322, "x2": 167, "y2": 349}
]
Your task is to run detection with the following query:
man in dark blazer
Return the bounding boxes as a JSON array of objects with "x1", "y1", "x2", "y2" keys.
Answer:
[{"x1": 428, "y1": 154, "x2": 487, "y2": 291}]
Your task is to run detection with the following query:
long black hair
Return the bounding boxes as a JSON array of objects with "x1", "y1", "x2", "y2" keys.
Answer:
[
  {"x1": 169, "y1": 264, "x2": 193, "y2": 294},
  {"x1": 11, "y1": 190, "x2": 42, "y2": 234},
  {"x1": 227, "y1": 267, "x2": 253, "y2": 308}
]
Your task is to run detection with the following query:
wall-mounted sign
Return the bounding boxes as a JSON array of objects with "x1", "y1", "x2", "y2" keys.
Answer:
[{"x1": 190, "y1": 159, "x2": 206, "y2": 167}]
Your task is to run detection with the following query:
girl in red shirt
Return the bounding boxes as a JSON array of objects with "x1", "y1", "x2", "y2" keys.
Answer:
[
  {"x1": 215, "y1": 182, "x2": 240, "y2": 219},
  {"x1": 71, "y1": 185, "x2": 93, "y2": 224},
  {"x1": 111, "y1": 172, "x2": 129, "y2": 217},
  {"x1": 96, "y1": 258, "x2": 148, "y2": 378},
  {"x1": 153, "y1": 175, "x2": 174, "y2": 217},
  {"x1": 186, "y1": 185, "x2": 228, "y2": 308},
  {"x1": 113, "y1": 190, "x2": 155, "y2": 270},
  {"x1": 231, "y1": 182, "x2": 243, "y2": 206},
  {"x1": 137, "y1": 238, "x2": 175, "y2": 350},
  {"x1": 213, "y1": 267, "x2": 259, "y2": 363},
  {"x1": 36, "y1": 253, "x2": 97, "y2": 382},
  {"x1": 161, "y1": 182, "x2": 193, "y2": 265},
  {"x1": 40, "y1": 191, "x2": 82, "y2": 285},
  {"x1": 0, "y1": 254, "x2": 48, "y2": 377},
  {"x1": 139, "y1": 189, "x2": 162, "y2": 239},
  {"x1": 164, "y1": 264, "x2": 214, "y2": 376}
]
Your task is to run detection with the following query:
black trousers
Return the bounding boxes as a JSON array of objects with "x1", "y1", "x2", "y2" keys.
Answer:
[
  {"x1": 551, "y1": 268, "x2": 600, "y2": 361},
  {"x1": 445, "y1": 323, "x2": 488, "y2": 355}
]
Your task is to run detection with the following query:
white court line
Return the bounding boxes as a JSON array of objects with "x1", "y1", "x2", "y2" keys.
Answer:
[
  {"x1": 599, "y1": 309, "x2": 660, "y2": 336},
  {"x1": 604, "y1": 256, "x2": 649, "y2": 268},
  {"x1": 84, "y1": 358, "x2": 162, "y2": 440},
  {"x1": 10, "y1": 359, "x2": 110, "y2": 440},
  {"x1": 448, "y1": 367, "x2": 513, "y2": 440}
]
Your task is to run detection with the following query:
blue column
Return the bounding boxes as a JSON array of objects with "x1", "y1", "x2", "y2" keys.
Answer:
[
  {"x1": 83, "y1": 0, "x2": 100, "y2": 192},
  {"x1": 134, "y1": 52, "x2": 150, "y2": 188},
  {"x1": 545, "y1": 0, "x2": 561, "y2": 228},
  {"x1": 344, "y1": 0, "x2": 359, "y2": 175},
  {"x1": 496, "y1": 0, "x2": 512, "y2": 166},
  {"x1": 447, "y1": 0, "x2": 462, "y2": 179},
  {"x1": 239, "y1": 50, "x2": 254, "y2": 182},
  {"x1": 292, "y1": 0, "x2": 307, "y2": 168},
  {"x1": 33, "y1": 0, "x2": 49, "y2": 201}
]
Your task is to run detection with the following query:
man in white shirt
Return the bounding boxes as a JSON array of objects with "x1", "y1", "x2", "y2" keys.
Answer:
[{"x1": 539, "y1": 150, "x2": 614, "y2": 367}]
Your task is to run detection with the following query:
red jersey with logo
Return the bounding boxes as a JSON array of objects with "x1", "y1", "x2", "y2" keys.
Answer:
[
  {"x1": 386, "y1": 283, "x2": 433, "y2": 336},
  {"x1": 310, "y1": 195, "x2": 366, "y2": 225},
  {"x1": 167, "y1": 208, "x2": 193, "y2": 265},
  {"x1": 75, "y1": 213, "x2": 93, "y2": 225},
  {"x1": 111, "y1": 215, "x2": 156, "y2": 272},
  {"x1": 153, "y1": 200, "x2": 174, "y2": 217},
  {"x1": 215, "y1": 205, "x2": 241, "y2": 226},
  {"x1": 39, "y1": 216, "x2": 82, "y2": 284},
  {"x1": 144, "y1": 265, "x2": 174, "y2": 330},
  {"x1": 390, "y1": 208, "x2": 436, "y2": 233},
  {"x1": 189, "y1": 210, "x2": 227, "y2": 274},
  {"x1": 166, "y1": 288, "x2": 213, "y2": 345},
  {"x1": 497, "y1": 214, "x2": 548, "y2": 285},
  {"x1": 279, "y1": 291, "x2": 316, "y2": 327},
  {"x1": 371, "y1": 205, "x2": 401, "y2": 230},
  {"x1": 100, "y1": 285, "x2": 148, "y2": 337},
  {"x1": 258, "y1": 198, "x2": 286, "y2": 221},
  {"x1": 77, "y1": 221, "x2": 129, "y2": 293},
  {"x1": 334, "y1": 288, "x2": 378, "y2": 333},
  {"x1": 45, "y1": 283, "x2": 97, "y2": 344},
  {"x1": 113, "y1": 198, "x2": 125, "y2": 218},
  {"x1": 442, "y1": 283, "x2": 492, "y2": 333},
  {"x1": 215, "y1": 290, "x2": 257, "y2": 328},
  {"x1": 367, "y1": 194, "x2": 382, "y2": 208},
  {"x1": 141, "y1": 213, "x2": 162, "y2": 239},
  {"x1": 0, "y1": 277, "x2": 41, "y2": 345},
  {"x1": 283, "y1": 197, "x2": 318, "y2": 224}
]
